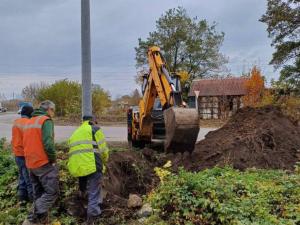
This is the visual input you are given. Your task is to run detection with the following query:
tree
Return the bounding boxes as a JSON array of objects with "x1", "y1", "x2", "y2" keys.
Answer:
[
  {"x1": 260, "y1": 0, "x2": 300, "y2": 93},
  {"x1": 115, "y1": 89, "x2": 141, "y2": 106},
  {"x1": 135, "y1": 7, "x2": 227, "y2": 88},
  {"x1": 22, "y1": 82, "x2": 48, "y2": 103},
  {"x1": 0, "y1": 93, "x2": 6, "y2": 101},
  {"x1": 92, "y1": 84, "x2": 111, "y2": 117},
  {"x1": 35, "y1": 80, "x2": 111, "y2": 117},
  {"x1": 37, "y1": 79, "x2": 81, "y2": 117},
  {"x1": 279, "y1": 57, "x2": 300, "y2": 94},
  {"x1": 177, "y1": 70, "x2": 190, "y2": 99},
  {"x1": 243, "y1": 66, "x2": 265, "y2": 107},
  {"x1": 130, "y1": 89, "x2": 141, "y2": 105}
]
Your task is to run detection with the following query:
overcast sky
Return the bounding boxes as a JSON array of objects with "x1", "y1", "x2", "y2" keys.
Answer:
[{"x1": 0, "y1": 0, "x2": 276, "y2": 99}]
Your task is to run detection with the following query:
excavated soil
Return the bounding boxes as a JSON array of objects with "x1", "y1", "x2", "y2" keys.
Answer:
[
  {"x1": 64, "y1": 150, "x2": 157, "y2": 224},
  {"x1": 103, "y1": 151, "x2": 156, "y2": 197},
  {"x1": 170, "y1": 106, "x2": 300, "y2": 171}
]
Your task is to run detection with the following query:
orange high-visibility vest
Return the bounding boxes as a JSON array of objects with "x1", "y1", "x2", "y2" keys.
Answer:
[
  {"x1": 11, "y1": 117, "x2": 30, "y2": 156},
  {"x1": 23, "y1": 115, "x2": 50, "y2": 169}
]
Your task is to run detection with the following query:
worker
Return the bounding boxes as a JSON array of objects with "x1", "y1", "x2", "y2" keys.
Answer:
[
  {"x1": 11, "y1": 105, "x2": 34, "y2": 206},
  {"x1": 67, "y1": 115, "x2": 109, "y2": 225},
  {"x1": 22, "y1": 100, "x2": 58, "y2": 225}
]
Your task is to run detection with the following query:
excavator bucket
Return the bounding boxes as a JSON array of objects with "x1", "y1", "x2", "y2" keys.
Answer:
[{"x1": 164, "y1": 107, "x2": 200, "y2": 153}]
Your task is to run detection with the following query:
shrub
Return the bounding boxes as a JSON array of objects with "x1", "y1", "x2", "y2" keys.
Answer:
[
  {"x1": 37, "y1": 79, "x2": 81, "y2": 117},
  {"x1": 0, "y1": 142, "x2": 77, "y2": 225},
  {"x1": 92, "y1": 85, "x2": 111, "y2": 117},
  {"x1": 36, "y1": 79, "x2": 111, "y2": 117},
  {"x1": 242, "y1": 66, "x2": 265, "y2": 107},
  {"x1": 278, "y1": 96, "x2": 300, "y2": 122},
  {"x1": 148, "y1": 167, "x2": 300, "y2": 225},
  {"x1": 0, "y1": 141, "x2": 22, "y2": 224}
]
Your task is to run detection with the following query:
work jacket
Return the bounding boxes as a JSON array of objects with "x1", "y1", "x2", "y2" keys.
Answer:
[
  {"x1": 23, "y1": 115, "x2": 51, "y2": 169},
  {"x1": 11, "y1": 116, "x2": 30, "y2": 157},
  {"x1": 67, "y1": 121, "x2": 109, "y2": 177}
]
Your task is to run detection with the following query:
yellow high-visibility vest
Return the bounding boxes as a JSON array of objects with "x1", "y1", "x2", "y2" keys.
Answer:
[{"x1": 67, "y1": 121, "x2": 109, "y2": 177}]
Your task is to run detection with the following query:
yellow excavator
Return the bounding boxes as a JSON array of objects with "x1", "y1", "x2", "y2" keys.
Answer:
[{"x1": 127, "y1": 46, "x2": 200, "y2": 153}]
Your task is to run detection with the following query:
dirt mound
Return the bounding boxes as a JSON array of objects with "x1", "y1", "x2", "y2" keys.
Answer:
[{"x1": 171, "y1": 106, "x2": 300, "y2": 171}]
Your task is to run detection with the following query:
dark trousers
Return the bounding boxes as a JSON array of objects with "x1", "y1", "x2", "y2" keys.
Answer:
[
  {"x1": 15, "y1": 156, "x2": 33, "y2": 201},
  {"x1": 29, "y1": 163, "x2": 59, "y2": 214},
  {"x1": 79, "y1": 170, "x2": 102, "y2": 217}
]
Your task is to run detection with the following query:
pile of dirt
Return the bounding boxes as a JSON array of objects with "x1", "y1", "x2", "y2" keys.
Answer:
[{"x1": 171, "y1": 106, "x2": 300, "y2": 171}]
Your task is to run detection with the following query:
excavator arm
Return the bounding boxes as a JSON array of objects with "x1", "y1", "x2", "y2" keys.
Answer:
[{"x1": 138, "y1": 47, "x2": 182, "y2": 139}]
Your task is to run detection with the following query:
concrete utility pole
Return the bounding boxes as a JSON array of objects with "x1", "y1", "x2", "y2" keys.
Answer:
[{"x1": 81, "y1": 0, "x2": 92, "y2": 116}]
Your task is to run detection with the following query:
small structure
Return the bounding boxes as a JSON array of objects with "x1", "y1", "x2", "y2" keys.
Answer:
[{"x1": 188, "y1": 78, "x2": 249, "y2": 119}]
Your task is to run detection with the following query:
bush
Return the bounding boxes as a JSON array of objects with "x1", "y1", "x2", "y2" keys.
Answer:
[
  {"x1": 278, "y1": 96, "x2": 300, "y2": 123},
  {"x1": 0, "y1": 137, "x2": 6, "y2": 150},
  {"x1": 37, "y1": 79, "x2": 81, "y2": 117},
  {"x1": 0, "y1": 140, "x2": 23, "y2": 224},
  {"x1": 92, "y1": 85, "x2": 111, "y2": 117},
  {"x1": 36, "y1": 79, "x2": 111, "y2": 117},
  {"x1": 242, "y1": 66, "x2": 265, "y2": 107},
  {"x1": 0, "y1": 142, "x2": 77, "y2": 225},
  {"x1": 0, "y1": 142, "x2": 132, "y2": 224},
  {"x1": 148, "y1": 167, "x2": 300, "y2": 225}
]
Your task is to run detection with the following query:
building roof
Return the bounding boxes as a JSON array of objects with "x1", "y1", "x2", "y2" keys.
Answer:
[{"x1": 189, "y1": 77, "x2": 249, "y2": 97}]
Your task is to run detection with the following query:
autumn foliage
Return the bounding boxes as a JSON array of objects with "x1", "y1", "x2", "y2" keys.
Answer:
[{"x1": 243, "y1": 66, "x2": 265, "y2": 107}]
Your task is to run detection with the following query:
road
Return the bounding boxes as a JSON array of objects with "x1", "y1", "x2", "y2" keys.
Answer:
[{"x1": 0, "y1": 112, "x2": 217, "y2": 142}]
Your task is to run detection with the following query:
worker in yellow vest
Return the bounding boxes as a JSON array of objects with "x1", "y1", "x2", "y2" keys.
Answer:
[{"x1": 67, "y1": 115, "x2": 109, "y2": 225}]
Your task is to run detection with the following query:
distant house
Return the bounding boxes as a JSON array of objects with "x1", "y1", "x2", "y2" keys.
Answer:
[
  {"x1": 117, "y1": 100, "x2": 129, "y2": 109},
  {"x1": 188, "y1": 78, "x2": 249, "y2": 119}
]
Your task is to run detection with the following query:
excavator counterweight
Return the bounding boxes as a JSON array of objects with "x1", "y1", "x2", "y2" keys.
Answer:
[{"x1": 127, "y1": 46, "x2": 200, "y2": 153}]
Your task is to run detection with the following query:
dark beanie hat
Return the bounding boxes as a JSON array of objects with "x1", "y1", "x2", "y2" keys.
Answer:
[
  {"x1": 21, "y1": 105, "x2": 34, "y2": 117},
  {"x1": 83, "y1": 115, "x2": 98, "y2": 125},
  {"x1": 82, "y1": 115, "x2": 94, "y2": 121}
]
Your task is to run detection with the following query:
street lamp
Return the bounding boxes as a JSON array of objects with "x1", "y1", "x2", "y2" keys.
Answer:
[{"x1": 81, "y1": 0, "x2": 92, "y2": 116}]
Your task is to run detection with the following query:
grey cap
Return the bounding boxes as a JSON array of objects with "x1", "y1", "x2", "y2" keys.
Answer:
[{"x1": 40, "y1": 100, "x2": 55, "y2": 111}]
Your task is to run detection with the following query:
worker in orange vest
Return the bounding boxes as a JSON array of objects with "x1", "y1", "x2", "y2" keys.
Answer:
[
  {"x1": 22, "y1": 100, "x2": 58, "y2": 225},
  {"x1": 11, "y1": 105, "x2": 34, "y2": 206}
]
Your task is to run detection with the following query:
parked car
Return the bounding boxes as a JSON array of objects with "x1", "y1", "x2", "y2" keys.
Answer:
[
  {"x1": 0, "y1": 103, "x2": 7, "y2": 112},
  {"x1": 0, "y1": 107, "x2": 7, "y2": 112}
]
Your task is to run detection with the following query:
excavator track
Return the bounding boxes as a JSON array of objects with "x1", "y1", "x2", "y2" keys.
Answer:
[{"x1": 164, "y1": 107, "x2": 200, "y2": 153}]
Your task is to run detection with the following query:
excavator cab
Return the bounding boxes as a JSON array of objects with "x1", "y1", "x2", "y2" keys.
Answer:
[{"x1": 128, "y1": 46, "x2": 200, "y2": 153}]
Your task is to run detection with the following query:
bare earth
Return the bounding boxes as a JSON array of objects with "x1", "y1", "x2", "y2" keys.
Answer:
[{"x1": 0, "y1": 112, "x2": 217, "y2": 142}]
